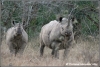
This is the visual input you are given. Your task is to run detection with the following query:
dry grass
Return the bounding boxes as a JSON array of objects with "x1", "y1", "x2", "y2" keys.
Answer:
[{"x1": 1, "y1": 36, "x2": 99, "y2": 66}]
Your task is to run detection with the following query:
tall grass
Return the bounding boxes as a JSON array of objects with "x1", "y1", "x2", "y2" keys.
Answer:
[{"x1": 1, "y1": 36, "x2": 99, "y2": 66}]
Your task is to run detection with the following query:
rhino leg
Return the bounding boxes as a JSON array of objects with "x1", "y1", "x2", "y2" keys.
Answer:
[
  {"x1": 51, "y1": 42, "x2": 60, "y2": 58},
  {"x1": 15, "y1": 47, "x2": 19, "y2": 56},
  {"x1": 54, "y1": 43, "x2": 61, "y2": 59},
  {"x1": 63, "y1": 34, "x2": 74, "y2": 59},
  {"x1": 63, "y1": 40, "x2": 71, "y2": 59},
  {"x1": 51, "y1": 48, "x2": 55, "y2": 55},
  {"x1": 51, "y1": 42, "x2": 56, "y2": 57},
  {"x1": 63, "y1": 48, "x2": 70, "y2": 59},
  {"x1": 8, "y1": 43, "x2": 15, "y2": 55},
  {"x1": 51, "y1": 49, "x2": 59, "y2": 59},
  {"x1": 40, "y1": 38, "x2": 45, "y2": 57},
  {"x1": 54, "y1": 49, "x2": 59, "y2": 59},
  {"x1": 51, "y1": 47, "x2": 59, "y2": 58},
  {"x1": 19, "y1": 43, "x2": 26, "y2": 54},
  {"x1": 40, "y1": 45, "x2": 45, "y2": 57}
]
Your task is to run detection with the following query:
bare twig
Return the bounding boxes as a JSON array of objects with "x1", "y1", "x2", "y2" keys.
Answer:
[{"x1": 84, "y1": 13, "x2": 99, "y2": 28}]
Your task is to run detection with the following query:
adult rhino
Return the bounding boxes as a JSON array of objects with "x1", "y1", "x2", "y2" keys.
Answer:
[
  {"x1": 39, "y1": 6, "x2": 78, "y2": 58},
  {"x1": 40, "y1": 17, "x2": 75, "y2": 58}
]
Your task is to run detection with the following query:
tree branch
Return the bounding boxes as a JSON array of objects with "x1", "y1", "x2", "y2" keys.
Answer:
[{"x1": 84, "y1": 13, "x2": 99, "y2": 28}]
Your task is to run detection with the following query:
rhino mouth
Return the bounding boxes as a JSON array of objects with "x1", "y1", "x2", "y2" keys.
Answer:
[
  {"x1": 16, "y1": 30, "x2": 22, "y2": 35},
  {"x1": 15, "y1": 32, "x2": 22, "y2": 37},
  {"x1": 16, "y1": 32, "x2": 21, "y2": 36},
  {"x1": 65, "y1": 32, "x2": 72, "y2": 36}
]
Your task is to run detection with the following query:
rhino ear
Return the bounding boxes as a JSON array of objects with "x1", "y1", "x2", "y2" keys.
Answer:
[
  {"x1": 22, "y1": 21, "x2": 26, "y2": 26},
  {"x1": 22, "y1": 21, "x2": 27, "y2": 29},
  {"x1": 59, "y1": 17, "x2": 63, "y2": 22},
  {"x1": 71, "y1": 16, "x2": 75, "y2": 22},
  {"x1": 11, "y1": 21, "x2": 16, "y2": 26}
]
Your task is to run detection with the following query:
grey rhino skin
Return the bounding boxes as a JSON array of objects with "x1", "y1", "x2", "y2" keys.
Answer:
[
  {"x1": 6, "y1": 21, "x2": 28, "y2": 56},
  {"x1": 40, "y1": 17, "x2": 75, "y2": 58}
]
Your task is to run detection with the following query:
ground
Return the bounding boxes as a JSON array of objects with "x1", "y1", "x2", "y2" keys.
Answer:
[{"x1": 1, "y1": 36, "x2": 99, "y2": 66}]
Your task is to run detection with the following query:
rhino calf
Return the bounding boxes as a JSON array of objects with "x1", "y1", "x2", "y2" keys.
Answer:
[{"x1": 6, "y1": 21, "x2": 28, "y2": 56}]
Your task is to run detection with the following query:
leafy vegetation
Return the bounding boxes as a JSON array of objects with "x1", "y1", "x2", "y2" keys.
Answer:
[{"x1": 1, "y1": 0, "x2": 99, "y2": 40}]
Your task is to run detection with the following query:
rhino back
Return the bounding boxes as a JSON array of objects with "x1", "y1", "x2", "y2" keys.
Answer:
[
  {"x1": 49, "y1": 23, "x2": 62, "y2": 42},
  {"x1": 40, "y1": 20, "x2": 59, "y2": 46}
]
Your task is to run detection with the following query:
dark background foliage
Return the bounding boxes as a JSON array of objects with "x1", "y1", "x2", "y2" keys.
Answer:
[{"x1": 1, "y1": 0, "x2": 99, "y2": 40}]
